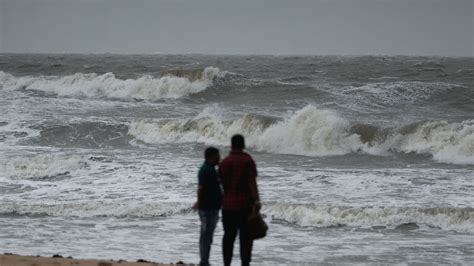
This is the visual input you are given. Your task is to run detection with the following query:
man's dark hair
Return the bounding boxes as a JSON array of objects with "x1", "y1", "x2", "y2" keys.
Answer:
[
  {"x1": 204, "y1": 147, "x2": 219, "y2": 159},
  {"x1": 231, "y1": 134, "x2": 245, "y2": 150}
]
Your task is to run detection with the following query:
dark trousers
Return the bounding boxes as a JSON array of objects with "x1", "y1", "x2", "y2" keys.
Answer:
[
  {"x1": 222, "y1": 208, "x2": 253, "y2": 266},
  {"x1": 199, "y1": 209, "x2": 219, "y2": 266}
]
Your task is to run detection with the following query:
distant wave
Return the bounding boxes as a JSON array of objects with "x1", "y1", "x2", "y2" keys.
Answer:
[
  {"x1": 129, "y1": 105, "x2": 474, "y2": 165},
  {"x1": 0, "y1": 67, "x2": 221, "y2": 100},
  {"x1": 341, "y1": 81, "x2": 462, "y2": 106}
]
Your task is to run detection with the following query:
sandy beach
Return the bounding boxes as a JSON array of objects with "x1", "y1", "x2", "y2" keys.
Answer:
[{"x1": 0, "y1": 254, "x2": 190, "y2": 266}]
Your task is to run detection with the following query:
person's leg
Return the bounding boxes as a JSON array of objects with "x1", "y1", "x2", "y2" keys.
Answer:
[
  {"x1": 200, "y1": 209, "x2": 220, "y2": 265},
  {"x1": 199, "y1": 210, "x2": 209, "y2": 265},
  {"x1": 222, "y1": 210, "x2": 239, "y2": 266},
  {"x1": 239, "y1": 208, "x2": 253, "y2": 266},
  {"x1": 207, "y1": 210, "x2": 219, "y2": 260}
]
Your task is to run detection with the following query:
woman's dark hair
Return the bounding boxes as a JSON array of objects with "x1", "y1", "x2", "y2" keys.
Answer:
[
  {"x1": 204, "y1": 147, "x2": 219, "y2": 159},
  {"x1": 231, "y1": 134, "x2": 245, "y2": 150}
]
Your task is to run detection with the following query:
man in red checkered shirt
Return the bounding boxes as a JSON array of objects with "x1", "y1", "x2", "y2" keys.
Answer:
[{"x1": 218, "y1": 134, "x2": 261, "y2": 266}]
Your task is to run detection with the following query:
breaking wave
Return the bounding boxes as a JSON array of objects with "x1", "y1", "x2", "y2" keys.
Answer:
[
  {"x1": 265, "y1": 203, "x2": 474, "y2": 234},
  {"x1": 129, "y1": 106, "x2": 474, "y2": 165},
  {"x1": 0, "y1": 67, "x2": 221, "y2": 100}
]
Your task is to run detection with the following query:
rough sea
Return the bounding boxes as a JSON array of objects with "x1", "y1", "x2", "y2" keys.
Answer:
[{"x1": 0, "y1": 54, "x2": 473, "y2": 265}]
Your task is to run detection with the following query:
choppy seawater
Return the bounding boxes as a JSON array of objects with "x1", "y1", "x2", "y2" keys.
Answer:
[{"x1": 0, "y1": 54, "x2": 473, "y2": 264}]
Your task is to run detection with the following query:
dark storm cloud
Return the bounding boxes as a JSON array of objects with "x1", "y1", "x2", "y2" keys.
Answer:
[{"x1": 0, "y1": 0, "x2": 472, "y2": 55}]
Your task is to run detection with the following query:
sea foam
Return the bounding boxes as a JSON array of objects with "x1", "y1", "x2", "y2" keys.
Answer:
[
  {"x1": 0, "y1": 201, "x2": 192, "y2": 218},
  {"x1": 0, "y1": 154, "x2": 89, "y2": 180},
  {"x1": 0, "y1": 200, "x2": 471, "y2": 234}
]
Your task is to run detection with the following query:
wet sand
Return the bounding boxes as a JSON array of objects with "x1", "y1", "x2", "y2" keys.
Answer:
[{"x1": 0, "y1": 254, "x2": 191, "y2": 266}]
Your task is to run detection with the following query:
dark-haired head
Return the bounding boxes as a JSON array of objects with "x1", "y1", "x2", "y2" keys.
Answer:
[
  {"x1": 231, "y1": 134, "x2": 245, "y2": 150},
  {"x1": 204, "y1": 147, "x2": 220, "y2": 165}
]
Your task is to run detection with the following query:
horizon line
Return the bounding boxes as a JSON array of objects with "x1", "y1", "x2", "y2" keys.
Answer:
[{"x1": 0, "y1": 52, "x2": 472, "y2": 58}]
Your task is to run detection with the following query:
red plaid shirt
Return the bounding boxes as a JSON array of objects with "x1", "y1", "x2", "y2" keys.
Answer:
[{"x1": 218, "y1": 150, "x2": 258, "y2": 211}]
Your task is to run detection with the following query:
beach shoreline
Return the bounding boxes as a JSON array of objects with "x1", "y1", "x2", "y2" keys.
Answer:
[{"x1": 0, "y1": 254, "x2": 191, "y2": 266}]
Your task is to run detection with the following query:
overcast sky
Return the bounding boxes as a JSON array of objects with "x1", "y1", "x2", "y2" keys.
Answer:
[{"x1": 0, "y1": 0, "x2": 472, "y2": 56}]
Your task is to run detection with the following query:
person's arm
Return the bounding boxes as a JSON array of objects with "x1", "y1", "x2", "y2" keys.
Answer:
[
  {"x1": 249, "y1": 175, "x2": 260, "y2": 210},
  {"x1": 217, "y1": 164, "x2": 223, "y2": 184},
  {"x1": 248, "y1": 159, "x2": 261, "y2": 211},
  {"x1": 193, "y1": 185, "x2": 204, "y2": 209},
  {"x1": 193, "y1": 168, "x2": 207, "y2": 209}
]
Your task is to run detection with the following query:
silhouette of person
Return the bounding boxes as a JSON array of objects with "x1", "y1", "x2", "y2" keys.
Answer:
[
  {"x1": 193, "y1": 147, "x2": 222, "y2": 266},
  {"x1": 219, "y1": 135, "x2": 261, "y2": 266}
]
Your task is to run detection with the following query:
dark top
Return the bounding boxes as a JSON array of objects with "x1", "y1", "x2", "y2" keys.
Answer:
[
  {"x1": 198, "y1": 162, "x2": 223, "y2": 210},
  {"x1": 218, "y1": 150, "x2": 258, "y2": 211}
]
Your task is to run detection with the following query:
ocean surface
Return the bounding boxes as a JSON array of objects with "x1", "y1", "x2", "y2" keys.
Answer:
[{"x1": 0, "y1": 54, "x2": 473, "y2": 265}]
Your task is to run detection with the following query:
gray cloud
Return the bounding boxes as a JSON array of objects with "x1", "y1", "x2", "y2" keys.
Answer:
[{"x1": 0, "y1": 0, "x2": 472, "y2": 56}]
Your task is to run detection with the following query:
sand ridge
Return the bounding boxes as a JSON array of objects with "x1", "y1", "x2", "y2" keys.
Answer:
[{"x1": 0, "y1": 254, "x2": 191, "y2": 266}]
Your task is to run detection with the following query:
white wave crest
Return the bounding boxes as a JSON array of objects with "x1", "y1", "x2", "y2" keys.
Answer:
[
  {"x1": 0, "y1": 67, "x2": 221, "y2": 100},
  {"x1": 129, "y1": 108, "x2": 273, "y2": 146},
  {"x1": 372, "y1": 120, "x2": 474, "y2": 165},
  {"x1": 264, "y1": 203, "x2": 474, "y2": 234},
  {"x1": 128, "y1": 105, "x2": 474, "y2": 165},
  {"x1": 129, "y1": 106, "x2": 364, "y2": 156},
  {"x1": 257, "y1": 107, "x2": 364, "y2": 156},
  {"x1": 0, "y1": 154, "x2": 88, "y2": 179},
  {"x1": 0, "y1": 201, "x2": 191, "y2": 218}
]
